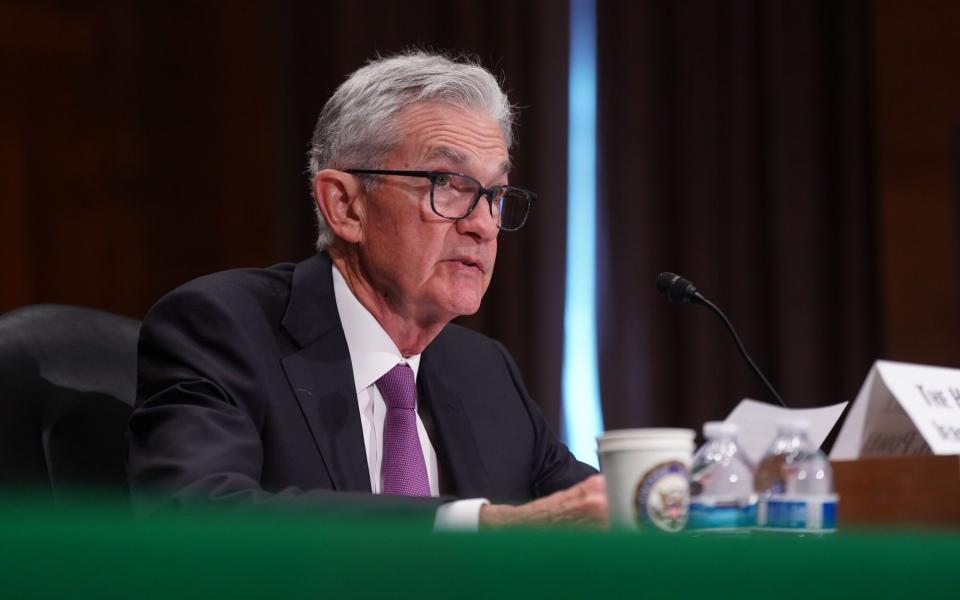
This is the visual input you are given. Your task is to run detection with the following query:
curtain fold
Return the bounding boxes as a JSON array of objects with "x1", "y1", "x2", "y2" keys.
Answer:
[
  {"x1": 595, "y1": 0, "x2": 879, "y2": 430},
  {"x1": 3, "y1": 0, "x2": 880, "y2": 436}
]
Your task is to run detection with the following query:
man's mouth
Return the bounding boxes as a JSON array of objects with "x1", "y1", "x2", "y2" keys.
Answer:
[{"x1": 447, "y1": 256, "x2": 485, "y2": 273}]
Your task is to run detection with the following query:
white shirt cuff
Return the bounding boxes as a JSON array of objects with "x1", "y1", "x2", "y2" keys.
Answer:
[{"x1": 433, "y1": 498, "x2": 489, "y2": 532}]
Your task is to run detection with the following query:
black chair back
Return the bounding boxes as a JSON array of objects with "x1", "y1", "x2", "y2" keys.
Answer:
[{"x1": 0, "y1": 304, "x2": 139, "y2": 498}]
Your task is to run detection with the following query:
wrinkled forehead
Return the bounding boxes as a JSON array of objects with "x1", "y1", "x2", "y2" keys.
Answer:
[
  {"x1": 390, "y1": 102, "x2": 511, "y2": 178},
  {"x1": 423, "y1": 146, "x2": 511, "y2": 180}
]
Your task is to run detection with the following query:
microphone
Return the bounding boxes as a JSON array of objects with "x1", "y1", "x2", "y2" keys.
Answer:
[{"x1": 655, "y1": 272, "x2": 787, "y2": 408}]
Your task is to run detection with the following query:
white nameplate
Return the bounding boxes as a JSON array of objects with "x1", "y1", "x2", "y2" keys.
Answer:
[{"x1": 830, "y1": 360, "x2": 960, "y2": 460}]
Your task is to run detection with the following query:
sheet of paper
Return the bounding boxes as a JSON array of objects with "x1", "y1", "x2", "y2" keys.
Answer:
[
  {"x1": 724, "y1": 398, "x2": 849, "y2": 464},
  {"x1": 828, "y1": 366, "x2": 876, "y2": 460}
]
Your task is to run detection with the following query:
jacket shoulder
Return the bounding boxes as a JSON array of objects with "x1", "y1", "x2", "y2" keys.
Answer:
[
  {"x1": 146, "y1": 262, "x2": 297, "y2": 323},
  {"x1": 432, "y1": 322, "x2": 500, "y2": 352}
]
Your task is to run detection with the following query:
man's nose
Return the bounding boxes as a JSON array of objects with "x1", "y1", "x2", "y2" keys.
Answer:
[{"x1": 456, "y1": 196, "x2": 499, "y2": 240}]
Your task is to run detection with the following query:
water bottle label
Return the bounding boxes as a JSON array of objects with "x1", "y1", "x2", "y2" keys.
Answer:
[
  {"x1": 688, "y1": 500, "x2": 757, "y2": 529},
  {"x1": 759, "y1": 495, "x2": 838, "y2": 531}
]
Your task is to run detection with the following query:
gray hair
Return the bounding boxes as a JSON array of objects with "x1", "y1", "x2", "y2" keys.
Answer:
[{"x1": 306, "y1": 50, "x2": 516, "y2": 250}]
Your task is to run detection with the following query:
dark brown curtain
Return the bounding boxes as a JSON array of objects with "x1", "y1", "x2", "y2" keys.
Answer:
[
  {"x1": 3, "y1": 0, "x2": 881, "y2": 436},
  {"x1": 0, "y1": 1, "x2": 571, "y2": 426},
  {"x1": 595, "y1": 0, "x2": 879, "y2": 431}
]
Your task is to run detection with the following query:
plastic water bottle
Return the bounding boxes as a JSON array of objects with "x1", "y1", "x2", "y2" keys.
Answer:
[
  {"x1": 688, "y1": 421, "x2": 757, "y2": 531},
  {"x1": 754, "y1": 418, "x2": 837, "y2": 532}
]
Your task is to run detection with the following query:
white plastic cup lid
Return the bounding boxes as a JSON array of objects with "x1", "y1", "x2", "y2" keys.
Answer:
[
  {"x1": 596, "y1": 428, "x2": 695, "y2": 453},
  {"x1": 597, "y1": 428, "x2": 694, "y2": 440}
]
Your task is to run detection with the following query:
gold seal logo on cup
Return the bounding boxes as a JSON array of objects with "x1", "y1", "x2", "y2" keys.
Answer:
[{"x1": 633, "y1": 461, "x2": 690, "y2": 532}]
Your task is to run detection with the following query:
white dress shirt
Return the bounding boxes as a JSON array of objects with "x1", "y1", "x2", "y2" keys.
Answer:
[{"x1": 331, "y1": 265, "x2": 487, "y2": 530}]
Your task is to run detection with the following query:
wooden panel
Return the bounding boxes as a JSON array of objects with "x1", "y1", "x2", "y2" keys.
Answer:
[
  {"x1": 0, "y1": 114, "x2": 28, "y2": 310},
  {"x1": 0, "y1": 2, "x2": 295, "y2": 319},
  {"x1": 832, "y1": 455, "x2": 960, "y2": 526},
  {"x1": 874, "y1": 1, "x2": 960, "y2": 366}
]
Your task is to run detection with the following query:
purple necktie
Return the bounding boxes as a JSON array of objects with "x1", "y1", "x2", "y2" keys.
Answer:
[{"x1": 376, "y1": 363, "x2": 431, "y2": 496}]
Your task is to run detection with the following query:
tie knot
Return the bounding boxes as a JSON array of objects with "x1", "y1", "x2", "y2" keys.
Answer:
[{"x1": 375, "y1": 363, "x2": 416, "y2": 410}]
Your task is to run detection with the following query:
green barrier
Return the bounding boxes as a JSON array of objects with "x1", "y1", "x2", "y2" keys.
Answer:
[{"x1": 0, "y1": 493, "x2": 957, "y2": 599}]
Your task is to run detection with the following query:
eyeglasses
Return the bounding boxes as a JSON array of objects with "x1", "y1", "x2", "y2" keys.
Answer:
[{"x1": 345, "y1": 169, "x2": 536, "y2": 231}]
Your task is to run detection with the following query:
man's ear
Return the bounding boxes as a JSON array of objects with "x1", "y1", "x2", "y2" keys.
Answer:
[{"x1": 314, "y1": 169, "x2": 365, "y2": 244}]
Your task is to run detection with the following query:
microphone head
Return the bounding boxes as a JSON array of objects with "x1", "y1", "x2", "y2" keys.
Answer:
[{"x1": 656, "y1": 272, "x2": 701, "y2": 304}]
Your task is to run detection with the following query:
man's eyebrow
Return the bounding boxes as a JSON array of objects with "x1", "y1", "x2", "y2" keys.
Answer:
[
  {"x1": 424, "y1": 147, "x2": 512, "y2": 179},
  {"x1": 424, "y1": 146, "x2": 468, "y2": 167}
]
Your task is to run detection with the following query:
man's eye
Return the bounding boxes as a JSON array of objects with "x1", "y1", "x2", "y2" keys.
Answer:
[{"x1": 435, "y1": 174, "x2": 450, "y2": 187}]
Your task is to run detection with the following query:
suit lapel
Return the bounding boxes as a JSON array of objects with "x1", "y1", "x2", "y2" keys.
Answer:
[
  {"x1": 279, "y1": 254, "x2": 371, "y2": 493},
  {"x1": 419, "y1": 351, "x2": 491, "y2": 498}
]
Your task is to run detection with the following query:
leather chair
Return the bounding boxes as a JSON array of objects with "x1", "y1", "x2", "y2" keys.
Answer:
[{"x1": 0, "y1": 304, "x2": 139, "y2": 498}]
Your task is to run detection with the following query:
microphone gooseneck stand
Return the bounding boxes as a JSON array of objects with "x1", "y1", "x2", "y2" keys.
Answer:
[{"x1": 655, "y1": 272, "x2": 788, "y2": 409}]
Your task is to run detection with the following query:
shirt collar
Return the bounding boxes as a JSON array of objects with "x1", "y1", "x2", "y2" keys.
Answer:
[{"x1": 332, "y1": 263, "x2": 421, "y2": 393}]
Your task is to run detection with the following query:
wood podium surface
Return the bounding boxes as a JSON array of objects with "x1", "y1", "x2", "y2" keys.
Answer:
[{"x1": 832, "y1": 454, "x2": 960, "y2": 527}]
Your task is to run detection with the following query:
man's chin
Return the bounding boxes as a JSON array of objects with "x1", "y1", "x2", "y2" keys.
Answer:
[
  {"x1": 441, "y1": 290, "x2": 485, "y2": 320},
  {"x1": 450, "y1": 298, "x2": 483, "y2": 318}
]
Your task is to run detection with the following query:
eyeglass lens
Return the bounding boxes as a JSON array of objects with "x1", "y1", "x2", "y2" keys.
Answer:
[{"x1": 432, "y1": 174, "x2": 530, "y2": 230}]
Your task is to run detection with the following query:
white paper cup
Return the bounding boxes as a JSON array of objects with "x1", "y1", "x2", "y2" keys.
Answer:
[{"x1": 597, "y1": 428, "x2": 696, "y2": 532}]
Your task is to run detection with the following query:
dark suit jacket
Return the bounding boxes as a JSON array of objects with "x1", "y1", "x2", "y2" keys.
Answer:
[{"x1": 128, "y1": 253, "x2": 595, "y2": 511}]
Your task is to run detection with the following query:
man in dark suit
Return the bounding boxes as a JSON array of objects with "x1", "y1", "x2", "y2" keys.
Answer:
[{"x1": 128, "y1": 51, "x2": 605, "y2": 529}]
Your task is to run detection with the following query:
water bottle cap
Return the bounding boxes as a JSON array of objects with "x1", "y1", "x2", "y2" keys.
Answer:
[
  {"x1": 775, "y1": 417, "x2": 810, "y2": 434},
  {"x1": 703, "y1": 421, "x2": 738, "y2": 438}
]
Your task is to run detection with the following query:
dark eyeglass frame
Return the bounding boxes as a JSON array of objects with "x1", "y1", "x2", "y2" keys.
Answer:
[{"x1": 345, "y1": 169, "x2": 536, "y2": 231}]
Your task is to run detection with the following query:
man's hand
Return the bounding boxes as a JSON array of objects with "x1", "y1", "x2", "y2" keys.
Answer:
[{"x1": 478, "y1": 474, "x2": 607, "y2": 529}]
